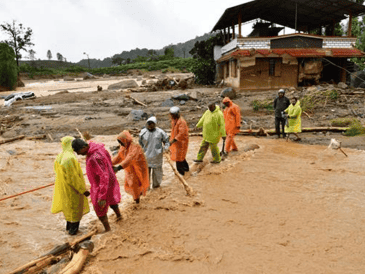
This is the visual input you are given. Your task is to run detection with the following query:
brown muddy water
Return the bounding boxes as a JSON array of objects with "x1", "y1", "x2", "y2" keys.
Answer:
[{"x1": 1, "y1": 136, "x2": 365, "y2": 273}]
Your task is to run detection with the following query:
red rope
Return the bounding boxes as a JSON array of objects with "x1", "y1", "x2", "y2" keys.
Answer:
[{"x1": 0, "y1": 183, "x2": 54, "y2": 202}]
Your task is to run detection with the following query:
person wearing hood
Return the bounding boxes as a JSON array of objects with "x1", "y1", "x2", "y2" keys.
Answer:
[
  {"x1": 51, "y1": 136, "x2": 90, "y2": 235},
  {"x1": 72, "y1": 138, "x2": 122, "y2": 232},
  {"x1": 222, "y1": 97, "x2": 241, "y2": 153},
  {"x1": 284, "y1": 97, "x2": 302, "y2": 141},
  {"x1": 169, "y1": 106, "x2": 189, "y2": 176},
  {"x1": 194, "y1": 102, "x2": 226, "y2": 164},
  {"x1": 112, "y1": 130, "x2": 149, "y2": 204},
  {"x1": 139, "y1": 116, "x2": 170, "y2": 189},
  {"x1": 273, "y1": 89, "x2": 290, "y2": 138}
]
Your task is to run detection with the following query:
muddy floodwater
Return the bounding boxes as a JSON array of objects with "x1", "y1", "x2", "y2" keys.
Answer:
[{"x1": 1, "y1": 135, "x2": 365, "y2": 273}]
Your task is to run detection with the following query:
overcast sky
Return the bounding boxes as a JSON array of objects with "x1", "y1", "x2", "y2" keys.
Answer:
[{"x1": 0, "y1": 0, "x2": 268, "y2": 63}]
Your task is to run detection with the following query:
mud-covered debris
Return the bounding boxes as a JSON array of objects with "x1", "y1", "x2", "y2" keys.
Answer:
[
  {"x1": 127, "y1": 109, "x2": 147, "y2": 121},
  {"x1": 243, "y1": 144, "x2": 260, "y2": 152},
  {"x1": 160, "y1": 99, "x2": 174, "y2": 107},
  {"x1": 220, "y1": 87, "x2": 236, "y2": 99},
  {"x1": 108, "y1": 80, "x2": 139, "y2": 90}
]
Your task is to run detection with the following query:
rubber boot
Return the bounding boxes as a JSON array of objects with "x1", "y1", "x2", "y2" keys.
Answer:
[{"x1": 98, "y1": 215, "x2": 111, "y2": 232}]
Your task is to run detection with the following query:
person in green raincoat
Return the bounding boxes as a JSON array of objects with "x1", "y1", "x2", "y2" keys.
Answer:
[
  {"x1": 284, "y1": 97, "x2": 302, "y2": 141},
  {"x1": 194, "y1": 102, "x2": 226, "y2": 163},
  {"x1": 51, "y1": 136, "x2": 90, "y2": 235}
]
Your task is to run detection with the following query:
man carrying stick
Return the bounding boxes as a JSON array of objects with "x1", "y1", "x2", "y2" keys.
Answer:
[{"x1": 169, "y1": 106, "x2": 190, "y2": 176}]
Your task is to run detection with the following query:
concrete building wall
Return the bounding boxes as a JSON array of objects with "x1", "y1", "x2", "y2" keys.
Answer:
[{"x1": 239, "y1": 58, "x2": 298, "y2": 90}]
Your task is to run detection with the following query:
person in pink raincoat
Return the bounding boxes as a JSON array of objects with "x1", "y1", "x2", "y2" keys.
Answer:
[{"x1": 72, "y1": 138, "x2": 122, "y2": 232}]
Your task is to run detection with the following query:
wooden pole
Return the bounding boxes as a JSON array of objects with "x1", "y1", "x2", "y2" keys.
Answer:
[
  {"x1": 232, "y1": 21, "x2": 235, "y2": 39},
  {"x1": 164, "y1": 153, "x2": 194, "y2": 196},
  {"x1": 223, "y1": 28, "x2": 227, "y2": 44},
  {"x1": 238, "y1": 12, "x2": 242, "y2": 38},
  {"x1": 348, "y1": 11, "x2": 353, "y2": 37}
]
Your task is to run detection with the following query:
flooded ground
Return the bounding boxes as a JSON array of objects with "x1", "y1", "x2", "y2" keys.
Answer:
[{"x1": 1, "y1": 135, "x2": 365, "y2": 273}]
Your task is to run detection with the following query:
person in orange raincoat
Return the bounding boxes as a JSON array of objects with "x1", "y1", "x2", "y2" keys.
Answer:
[
  {"x1": 223, "y1": 97, "x2": 241, "y2": 153},
  {"x1": 169, "y1": 106, "x2": 189, "y2": 176},
  {"x1": 112, "y1": 130, "x2": 149, "y2": 204}
]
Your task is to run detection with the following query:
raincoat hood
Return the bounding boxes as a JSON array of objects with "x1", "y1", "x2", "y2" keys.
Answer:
[
  {"x1": 87, "y1": 141, "x2": 104, "y2": 156},
  {"x1": 212, "y1": 105, "x2": 221, "y2": 113},
  {"x1": 61, "y1": 136, "x2": 74, "y2": 152},
  {"x1": 117, "y1": 130, "x2": 133, "y2": 147},
  {"x1": 223, "y1": 97, "x2": 232, "y2": 106},
  {"x1": 146, "y1": 116, "x2": 157, "y2": 125}
]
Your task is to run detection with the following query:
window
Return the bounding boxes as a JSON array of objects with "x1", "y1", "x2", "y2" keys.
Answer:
[
  {"x1": 269, "y1": 59, "x2": 276, "y2": 76},
  {"x1": 269, "y1": 58, "x2": 282, "y2": 76}
]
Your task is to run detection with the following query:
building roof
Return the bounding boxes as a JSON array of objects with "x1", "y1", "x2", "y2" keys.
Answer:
[
  {"x1": 212, "y1": 0, "x2": 365, "y2": 32},
  {"x1": 218, "y1": 48, "x2": 365, "y2": 62}
]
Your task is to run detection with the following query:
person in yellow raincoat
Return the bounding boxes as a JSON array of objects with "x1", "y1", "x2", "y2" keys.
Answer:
[
  {"x1": 51, "y1": 136, "x2": 90, "y2": 235},
  {"x1": 194, "y1": 102, "x2": 226, "y2": 164},
  {"x1": 284, "y1": 97, "x2": 302, "y2": 142}
]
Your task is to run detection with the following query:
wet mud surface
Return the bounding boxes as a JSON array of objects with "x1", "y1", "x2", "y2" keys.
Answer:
[{"x1": 1, "y1": 77, "x2": 365, "y2": 273}]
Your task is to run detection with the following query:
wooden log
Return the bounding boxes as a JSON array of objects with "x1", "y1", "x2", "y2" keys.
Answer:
[
  {"x1": 0, "y1": 135, "x2": 25, "y2": 145},
  {"x1": 125, "y1": 94, "x2": 147, "y2": 107},
  {"x1": 9, "y1": 230, "x2": 97, "y2": 274},
  {"x1": 48, "y1": 133, "x2": 54, "y2": 141},
  {"x1": 9, "y1": 255, "x2": 53, "y2": 274},
  {"x1": 58, "y1": 249, "x2": 89, "y2": 274},
  {"x1": 76, "y1": 128, "x2": 85, "y2": 140},
  {"x1": 163, "y1": 153, "x2": 194, "y2": 196},
  {"x1": 25, "y1": 256, "x2": 59, "y2": 274},
  {"x1": 70, "y1": 229, "x2": 97, "y2": 247},
  {"x1": 25, "y1": 134, "x2": 46, "y2": 140},
  {"x1": 58, "y1": 241, "x2": 94, "y2": 274}
]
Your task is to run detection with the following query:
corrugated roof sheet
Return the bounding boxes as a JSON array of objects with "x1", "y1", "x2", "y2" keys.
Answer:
[{"x1": 212, "y1": 0, "x2": 365, "y2": 32}]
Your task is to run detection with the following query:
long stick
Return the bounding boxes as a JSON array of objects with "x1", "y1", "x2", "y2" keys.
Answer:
[
  {"x1": 0, "y1": 183, "x2": 54, "y2": 202},
  {"x1": 339, "y1": 148, "x2": 348, "y2": 157},
  {"x1": 163, "y1": 153, "x2": 194, "y2": 196}
]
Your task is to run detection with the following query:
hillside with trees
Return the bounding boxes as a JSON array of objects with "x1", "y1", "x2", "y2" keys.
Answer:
[{"x1": 76, "y1": 33, "x2": 214, "y2": 69}]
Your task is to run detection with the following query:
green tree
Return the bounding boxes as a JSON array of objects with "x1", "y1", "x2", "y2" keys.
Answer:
[
  {"x1": 164, "y1": 46, "x2": 175, "y2": 59},
  {"x1": 189, "y1": 33, "x2": 224, "y2": 85},
  {"x1": 112, "y1": 56, "x2": 125, "y2": 66},
  {"x1": 350, "y1": 15, "x2": 365, "y2": 69},
  {"x1": 56, "y1": 52, "x2": 63, "y2": 62},
  {"x1": 0, "y1": 20, "x2": 34, "y2": 67},
  {"x1": 47, "y1": 50, "x2": 52, "y2": 60},
  {"x1": 0, "y1": 43, "x2": 18, "y2": 90},
  {"x1": 28, "y1": 49, "x2": 36, "y2": 60}
]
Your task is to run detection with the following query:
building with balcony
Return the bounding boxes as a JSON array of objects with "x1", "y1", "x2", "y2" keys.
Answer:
[{"x1": 212, "y1": 0, "x2": 365, "y2": 90}]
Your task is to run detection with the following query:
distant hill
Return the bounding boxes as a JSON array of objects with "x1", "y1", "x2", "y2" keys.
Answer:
[
  {"x1": 19, "y1": 60, "x2": 86, "y2": 70},
  {"x1": 76, "y1": 32, "x2": 215, "y2": 69}
]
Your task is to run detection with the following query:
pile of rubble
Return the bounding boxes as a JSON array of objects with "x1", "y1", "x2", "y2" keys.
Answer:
[
  {"x1": 288, "y1": 82, "x2": 365, "y2": 118},
  {"x1": 107, "y1": 75, "x2": 195, "y2": 93}
]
